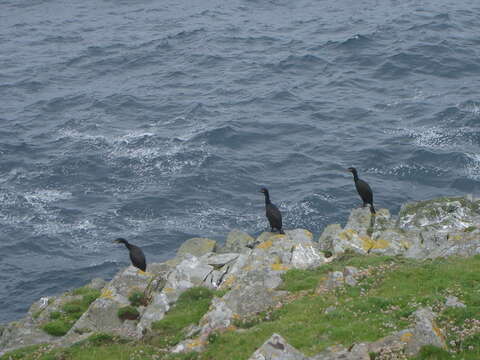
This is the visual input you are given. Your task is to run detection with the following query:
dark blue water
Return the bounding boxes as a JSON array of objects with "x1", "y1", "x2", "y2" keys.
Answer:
[{"x1": 1, "y1": 0, "x2": 480, "y2": 322}]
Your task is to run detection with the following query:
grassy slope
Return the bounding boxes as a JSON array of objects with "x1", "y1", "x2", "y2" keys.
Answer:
[{"x1": 3, "y1": 254, "x2": 480, "y2": 360}]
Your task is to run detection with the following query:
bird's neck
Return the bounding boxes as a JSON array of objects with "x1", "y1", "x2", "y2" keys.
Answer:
[
  {"x1": 353, "y1": 173, "x2": 359, "y2": 182},
  {"x1": 123, "y1": 242, "x2": 132, "y2": 250},
  {"x1": 264, "y1": 193, "x2": 271, "y2": 205}
]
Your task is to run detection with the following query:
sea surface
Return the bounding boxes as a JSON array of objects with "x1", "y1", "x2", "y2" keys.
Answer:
[{"x1": 1, "y1": 0, "x2": 480, "y2": 322}]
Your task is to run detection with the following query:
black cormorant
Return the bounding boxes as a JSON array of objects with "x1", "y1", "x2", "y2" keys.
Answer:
[
  {"x1": 114, "y1": 238, "x2": 147, "y2": 272},
  {"x1": 260, "y1": 187, "x2": 285, "y2": 234},
  {"x1": 347, "y1": 167, "x2": 376, "y2": 214}
]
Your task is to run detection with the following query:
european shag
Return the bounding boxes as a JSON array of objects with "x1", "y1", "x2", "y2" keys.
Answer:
[
  {"x1": 114, "y1": 238, "x2": 147, "y2": 272},
  {"x1": 260, "y1": 187, "x2": 285, "y2": 234},
  {"x1": 347, "y1": 167, "x2": 376, "y2": 214}
]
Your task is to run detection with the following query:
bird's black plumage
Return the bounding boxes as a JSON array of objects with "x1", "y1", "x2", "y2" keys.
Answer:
[
  {"x1": 114, "y1": 238, "x2": 147, "y2": 271},
  {"x1": 260, "y1": 187, "x2": 285, "y2": 234},
  {"x1": 347, "y1": 167, "x2": 376, "y2": 214}
]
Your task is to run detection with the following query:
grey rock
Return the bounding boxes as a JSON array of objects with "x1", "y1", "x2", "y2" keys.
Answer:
[
  {"x1": 398, "y1": 196, "x2": 480, "y2": 232},
  {"x1": 344, "y1": 275, "x2": 357, "y2": 287},
  {"x1": 445, "y1": 296, "x2": 466, "y2": 308},
  {"x1": 368, "y1": 328, "x2": 414, "y2": 354},
  {"x1": 68, "y1": 265, "x2": 157, "y2": 339},
  {"x1": 325, "y1": 271, "x2": 344, "y2": 290},
  {"x1": 177, "y1": 237, "x2": 217, "y2": 258},
  {"x1": 405, "y1": 308, "x2": 446, "y2": 356},
  {"x1": 85, "y1": 278, "x2": 107, "y2": 290},
  {"x1": 220, "y1": 229, "x2": 254, "y2": 254},
  {"x1": 344, "y1": 207, "x2": 374, "y2": 236},
  {"x1": 248, "y1": 333, "x2": 308, "y2": 360},
  {"x1": 324, "y1": 306, "x2": 336, "y2": 314},
  {"x1": 311, "y1": 343, "x2": 369, "y2": 360},
  {"x1": 318, "y1": 224, "x2": 343, "y2": 252},
  {"x1": 343, "y1": 266, "x2": 359, "y2": 277}
]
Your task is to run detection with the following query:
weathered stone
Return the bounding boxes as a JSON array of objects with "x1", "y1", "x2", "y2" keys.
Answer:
[
  {"x1": 398, "y1": 196, "x2": 480, "y2": 232},
  {"x1": 343, "y1": 266, "x2": 359, "y2": 277},
  {"x1": 200, "y1": 253, "x2": 239, "y2": 268},
  {"x1": 324, "y1": 306, "x2": 336, "y2": 314},
  {"x1": 85, "y1": 278, "x2": 107, "y2": 290},
  {"x1": 344, "y1": 207, "x2": 374, "y2": 236},
  {"x1": 405, "y1": 308, "x2": 446, "y2": 356},
  {"x1": 445, "y1": 296, "x2": 466, "y2": 308},
  {"x1": 311, "y1": 343, "x2": 369, "y2": 360},
  {"x1": 248, "y1": 333, "x2": 308, "y2": 360},
  {"x1": 291, "y1": 243, "x2": 326, "y2": 269},
  {"x1": 68, "y1": 265, "x2": 156, "y2": 339},
  {"x1": 368, "y1": 328, "x2": 414, "y2": 354},
  {"x1": 177, "y1": 237, "x2": 217, "y2": 257},
  {"x1": 344, "y1": 275, "x2": 357, "y2": 287},
  {"x1": 220, "y1": 229, "x2": 254, "y2": 254},
  {"x1": 318, "y1": 224, "x2": 343, "y2": 252},
  {"x1": 368, "y1": 308, "x2": 446, "y2": 357},
  {"x1": 325, "y1": 271, "x2": 344, "y2": 290}
]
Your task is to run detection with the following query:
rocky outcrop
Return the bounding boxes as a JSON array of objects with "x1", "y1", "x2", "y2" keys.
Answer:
[
  {"x1": 367, "y1": 307, "x2": 446, "y2": 357},
  {"x1": 319, "y1": 196, "x2": 480, "y2": 259},
  {"x1": 2, "y1": 196, "x2": 479, "y2": 357},
  {"x1": 248, "y1": 334, "x2": 308, "y2": 360},
  {"x1": 0, "y1": 278, "x2": 106, "y2": 354}
]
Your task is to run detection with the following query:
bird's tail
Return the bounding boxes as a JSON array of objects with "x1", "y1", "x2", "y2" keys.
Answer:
[{"x1": 370, "y1": 204, "x2": 376, "y2": 214}]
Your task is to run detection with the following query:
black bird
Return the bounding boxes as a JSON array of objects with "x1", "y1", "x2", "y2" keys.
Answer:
[
  {"x1": 114, "y1": 238, "x2": 147, "y2": 272},
  {"x1": 347, "y1": 167, "x2": 376, "y2": 214},
  {"x1": 260, "y1": 187, "x2": 285, "y2": 234}
]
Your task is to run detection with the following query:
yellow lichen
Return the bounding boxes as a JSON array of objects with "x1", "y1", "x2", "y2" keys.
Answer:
[
  {"x1": 339, "y1": 229, "x2": 357, "y2": 241},
  {"x1": 257, "y1": 239, "x2": 273, "y2": 249},
  {"x1": 232, "y1": 313, "x2": 241, "y2": 320},
  {"x1": 100, "y1": 288, "x2": 114, "y2": 299},
  {"x1": 271, "y1": 263, "x2": 289, "y2": 271},
  {"x1": 400, "y1": 240, "x2": 411, "y2": 249},
  {"x1": 186, "y1": 338, "x2": 204, "y2": 349},
  {"x1": 432, "y1": 323, "x2": 447, "y2": 344},
  {"x1": 400, "y1": 332, "x2": 413, "y2": 342},
  {"x1": 163, "y1": 287, "x2": 174, "y2": 293},
  {"x1": 361, "y1": 236, "x2": 390, "y2": 251},
  {"x1": 303, "y1": 229, "x2": 313, "y2": 238},
  {"x1": 221, "y1": 275, "x2": 236, "y2": 288}
]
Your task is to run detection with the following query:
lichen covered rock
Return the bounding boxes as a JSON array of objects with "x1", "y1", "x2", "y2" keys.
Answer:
[{"x1": 248, "y1": 333, "x2": 308, "y2": 360}]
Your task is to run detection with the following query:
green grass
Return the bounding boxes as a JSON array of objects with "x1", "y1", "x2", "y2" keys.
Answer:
[
  {"x1": 41, "y1": 287, "x2": 100, "y2": 337},
  {"x1": 5, "y1": 255, "x2": 480, "y2": 360},
  {"x1": 128, "y1": 291, "x2": 149, "y2": 307},
  {"x1": 117, "y1": 306, "x2": 140, "y2": 321},
  {"x1": 149, "y1": 287, "x2": 221, "y2": 348}
]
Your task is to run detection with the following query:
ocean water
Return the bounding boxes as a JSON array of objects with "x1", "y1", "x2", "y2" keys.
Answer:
[{"x1": 1, "y1": 0, "x2": 480, "y2": 322}]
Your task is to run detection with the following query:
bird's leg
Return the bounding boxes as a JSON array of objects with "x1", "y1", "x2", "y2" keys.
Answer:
[
  {"x1": 271, "y1": 227, "x2": 275, "y2": 233},
  {"x1": 362, "y1": 202, "x2": 367, "y2": 208}
]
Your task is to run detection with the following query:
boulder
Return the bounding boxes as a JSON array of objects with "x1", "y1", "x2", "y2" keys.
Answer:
[
  {"x1": 248, "y1": 333, "x2": 308, "y2": 360},
  {"x1": 445, "y1": 296, "x2": 466, "y2": 308},
  {"x1": 67, "y1": 266, "x2": 154, "y2": 339},
  {"x1": 368, "y1": 307, "x2": 446, "y2": 357},
  {"x1": 176, "y1": 238, "x2": 217, "y2": 258},
  {"x1": 311, "y1": 343, "x2": 369, "y2": 360},
  {"x1": 405, "y1": 308, "x2": 446, "y2": 356},
  {"x1": 398, "y1": 196, "x2": 480, "y2": 232},
  {"x1": 220, "y1": 229, "x2": 254, "y2": 254},
  {"x1": 318, "y1": 224, "x2": 342, "y2": 252}
]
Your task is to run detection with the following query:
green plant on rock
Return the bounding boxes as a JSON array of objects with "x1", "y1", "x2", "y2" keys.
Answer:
[
  {"x1": 128, "y1": 290, "x2": 149, "y2": 307},
  {"x1": 117, "y1": 306, "x2": 140, "y2": 321},
  {"x1": 150, "y1": 287, "x2": 219, "y2": 348},
  {"x1": 41, "y1": 286, "x2": 100, "y2": 337}
]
